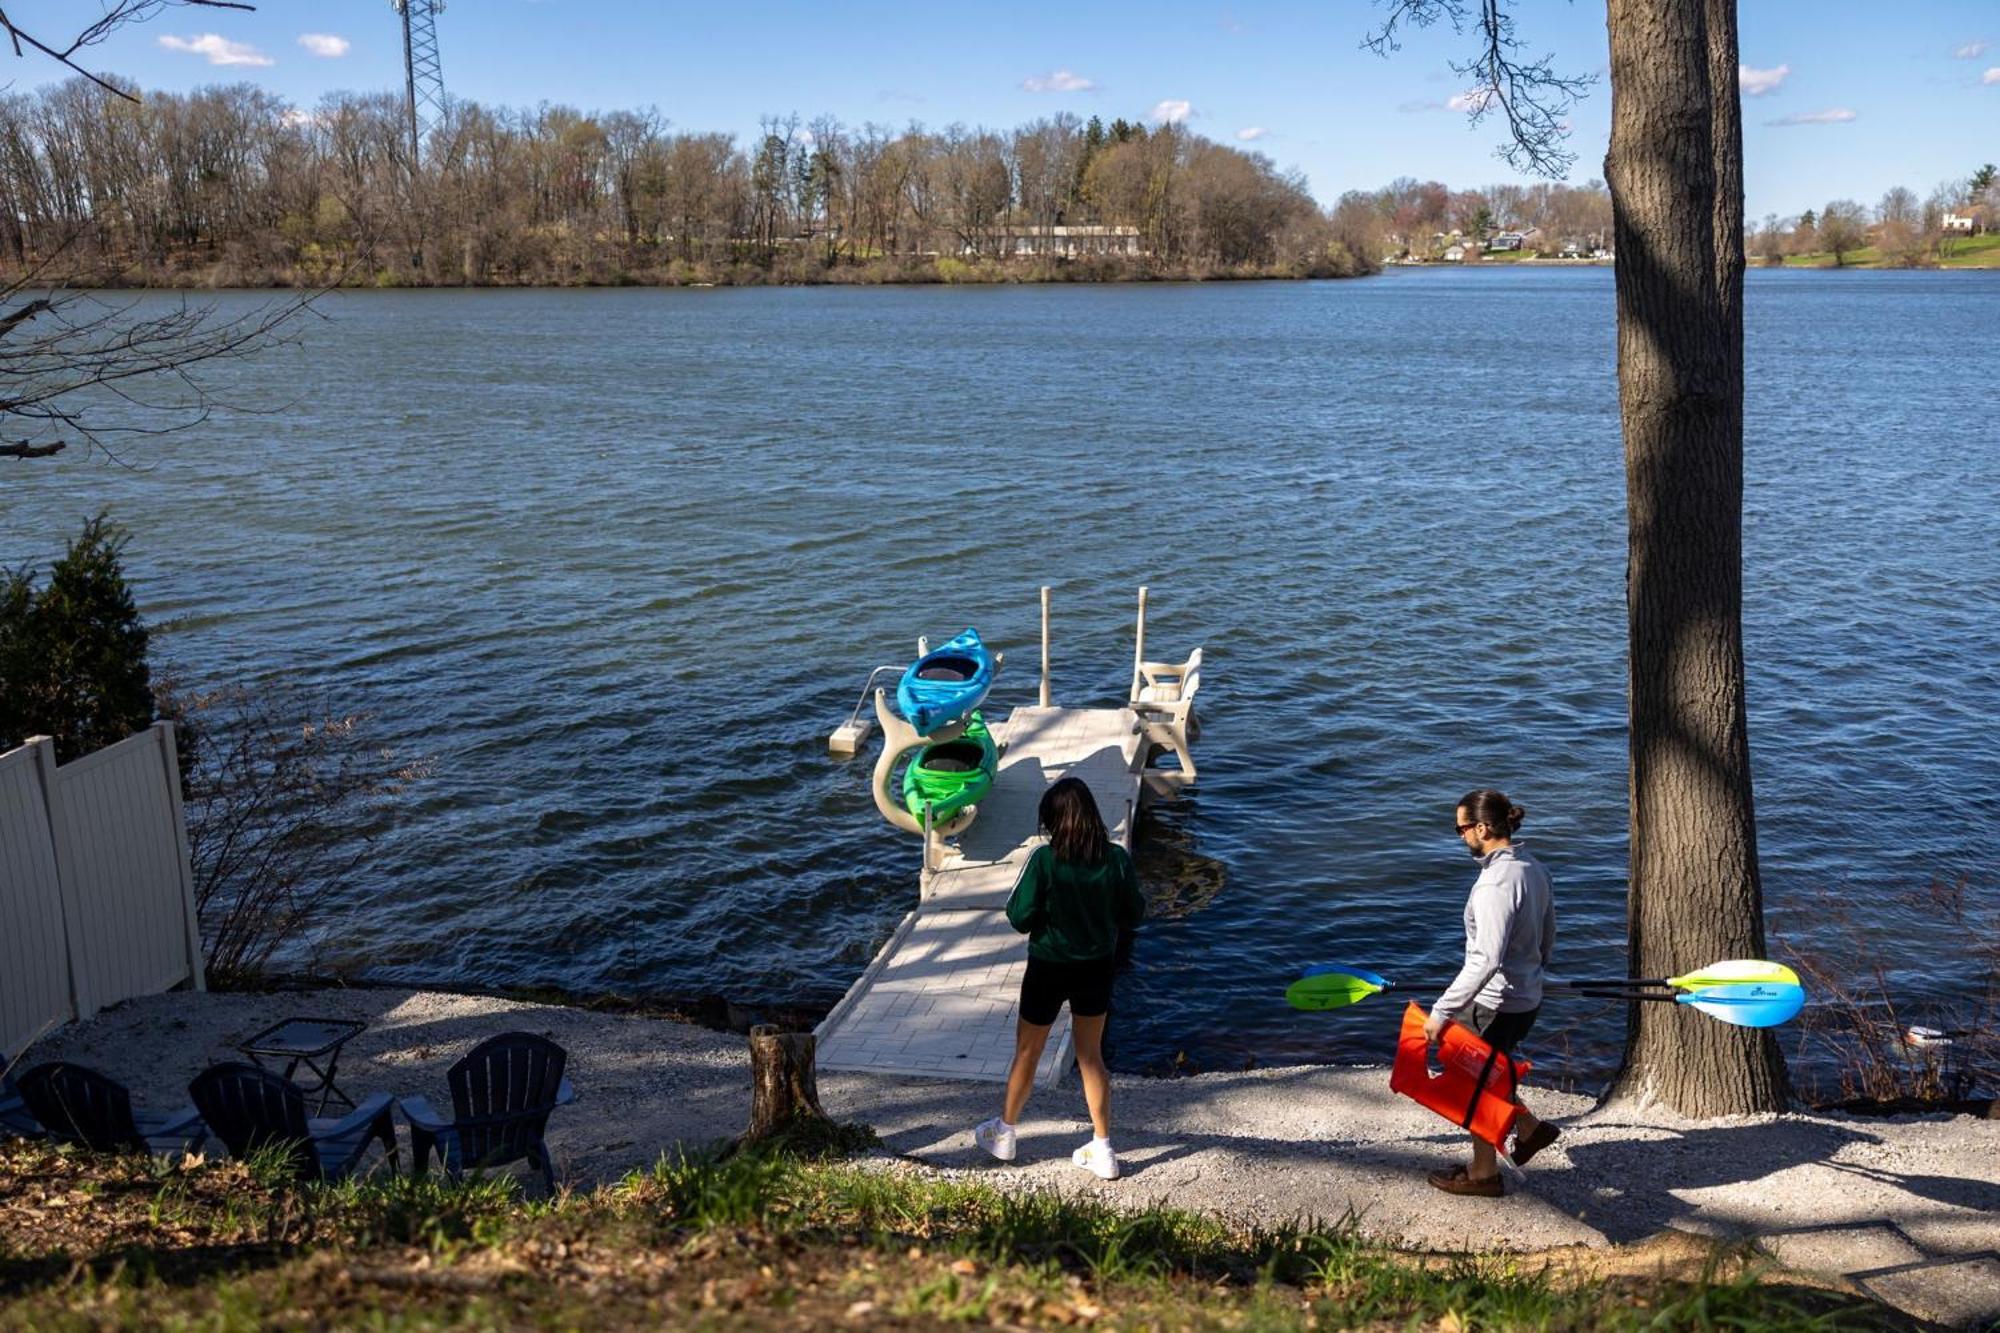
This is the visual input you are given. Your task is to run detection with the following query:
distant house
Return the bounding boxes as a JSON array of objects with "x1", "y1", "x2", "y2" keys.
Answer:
[
  {"x1": 1558, "y1": 239, "x2": 1586, "y2": 259},
  {"x1": 1485, "y1": 231, "x2": 1525, "y2": 252},
  {"x1": 992, "y1": 225, "x2": 1144, "y2": 258},
  {"x1": 1942, "y1": 211, "x2": 1981, "y2": 235},
  {"x1": 1442, "y1": 244, "x2": 1469, "y2": 262}
]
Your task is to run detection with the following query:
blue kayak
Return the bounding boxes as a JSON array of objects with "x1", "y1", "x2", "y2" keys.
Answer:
[{"x1": 896, "y1": 628, "x2": 995, "y2": 735}]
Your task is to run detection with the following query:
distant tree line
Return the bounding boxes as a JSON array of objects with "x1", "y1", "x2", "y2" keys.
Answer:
[
  {"x1": 1747, "y1": 167, "x2": 2000, "y2": 267},
  {"x1": 0, "y1": 80, "x2": 1379, "y2": 285},
  {"x1": 1333, "y1": 177, "x2": 1618, "y2": 260}
]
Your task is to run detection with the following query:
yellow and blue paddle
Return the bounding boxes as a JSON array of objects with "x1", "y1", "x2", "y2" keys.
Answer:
[{"x1": 1286, "y1": 959, "x2": 1805, "y2": 1029}]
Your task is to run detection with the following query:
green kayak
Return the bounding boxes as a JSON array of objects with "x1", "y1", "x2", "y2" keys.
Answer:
[{"x1": 901, "y1": 711, "x2": 998, "y2": 822}]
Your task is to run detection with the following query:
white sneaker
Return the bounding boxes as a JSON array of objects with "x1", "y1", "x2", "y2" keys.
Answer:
[
  {"x1": 973, "y1": 1117, "x2": 1017, "y2": 1162},
  {"x1": 1071, "y1": 1138, "x2": 1120, "y2": 1180}
]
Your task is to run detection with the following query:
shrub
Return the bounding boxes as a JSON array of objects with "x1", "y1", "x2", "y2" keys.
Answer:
[
  {"x1": 0, "y1": 513, "x2": 153, "y2": 761},
  {"x1": 157, "y1": 675, "x2": 430, "y2": 987}
]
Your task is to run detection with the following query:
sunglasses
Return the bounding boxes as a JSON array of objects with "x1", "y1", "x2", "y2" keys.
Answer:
[{"x1": 1455, "y1": 822, "x2": 1479, "y2": 834}]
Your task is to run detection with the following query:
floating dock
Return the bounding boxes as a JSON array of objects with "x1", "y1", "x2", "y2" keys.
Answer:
[{"x1": 816, "y1": 589, "x2": 1199, "y2": 1087}]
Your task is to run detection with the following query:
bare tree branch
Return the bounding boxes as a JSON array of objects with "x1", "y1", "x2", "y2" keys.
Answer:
[
  {"x1": 0, "y1": 438, "x2": 62, "y2": 458},
  {"x1": 1365, "y1": 0, "x2": 1598, "y2": 178},
  {"x1": 0, "y1": 232, "x2": 329, "y2": 468},
  {"x1": 0, "y1": 1, "x2": 255, "y2": 104}
]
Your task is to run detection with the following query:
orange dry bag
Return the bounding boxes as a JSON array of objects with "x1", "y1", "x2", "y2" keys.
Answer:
[{"x1": 1387, "y1": 1002, "x2": 1529, "y2": 1150}]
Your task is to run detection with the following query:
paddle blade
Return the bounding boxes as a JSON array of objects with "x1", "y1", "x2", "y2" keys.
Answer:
[
  {"x1": 1287, "y1": 969, "x2": 1388, "y2": 1011},
  {"x1": 1677, "y1": 982, "x2": 1806, "y2": 1028},
  {"x1": 1667, "y1": 960, "x2": 1800, "y2": 991}
]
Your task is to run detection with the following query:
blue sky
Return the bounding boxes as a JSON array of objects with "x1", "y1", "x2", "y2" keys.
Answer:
[{"x1": 11, "y1": 1, "x2": 1997, "y2": 219}]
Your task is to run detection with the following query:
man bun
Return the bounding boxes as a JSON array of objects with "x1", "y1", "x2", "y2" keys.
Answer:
[{"x1": 1458, "y1": 788, "x2": 1525, "y2": 836}]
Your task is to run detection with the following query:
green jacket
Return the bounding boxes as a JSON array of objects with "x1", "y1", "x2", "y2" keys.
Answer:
[{"x1": 1004, "y1": 843, "x2": 1145, "y2": 963}]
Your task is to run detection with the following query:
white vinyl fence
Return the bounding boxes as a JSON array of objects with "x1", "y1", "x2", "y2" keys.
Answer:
[{"x1": 0, "y1": 723, "x2": 204, "y2": 1059}]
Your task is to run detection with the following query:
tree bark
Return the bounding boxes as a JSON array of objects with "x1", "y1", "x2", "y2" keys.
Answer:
[
  {"x1": 740, "y1": 1024, "x2": 830, "y2": 1143},
  {"x1": 1602, "y1": 0, "x2": 1788, "y2": 1115}
]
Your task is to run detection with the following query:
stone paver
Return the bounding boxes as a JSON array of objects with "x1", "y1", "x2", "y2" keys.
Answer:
[
  {"x1": 1761, "y1": 1224, "x2": 1927, "y2": 1276},
  {"x1": 817, "y1": 705, "x2": 1146, "y2": 1087},
  {"x1": 1861, "y1": 1256, "x2": 2000, "y2": 1329}
]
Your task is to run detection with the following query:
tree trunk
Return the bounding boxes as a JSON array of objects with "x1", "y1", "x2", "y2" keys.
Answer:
[
  {"x1": 1602, "y1": 0, "x2": 1788, "y2": 1116},
  {"x1": 740, "y1": 1024, "x2": 830, "y2": 1144}
]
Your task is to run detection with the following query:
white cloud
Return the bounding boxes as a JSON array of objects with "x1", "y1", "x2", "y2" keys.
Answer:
[
  {"x1": 158, "y1": 33, "x2": 273, "y2": 66},
  {"x1": 1738, "y1": 63, "x2": 1790, "y2": 96},
  {"x1": 1148, "y1": 99, "x2": 1193, "y2": 124},
  {"x1": 1236, "y1": 126, "x2": 1267, "y2": 142},
  {"x1": 1445, "y1": 88, "x2": 1496, "y2": 112},
  {"x1": 1953, "y1": 40, "x2": 1989, "y2": 59},
  {"x1": 298, "y1": 33, "x2": 350, "y2": 58},
  {"x1": 1022, "y1": 69, "x2": 1094, "y2": 93},
  {"x1": 1984, "y1": 67, "x2": 2000, "y2": 85},
  {"x1": 1768, "y1": 108, "x2": 1856, "y2": 126}
]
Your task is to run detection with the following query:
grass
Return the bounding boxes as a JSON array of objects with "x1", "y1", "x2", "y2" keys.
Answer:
[
  {"x1": 1935, "y1": 231, "x2": 2000, "y2": 268},
  {"x1": 0, "y1": 1136, "x2": 1911, "y2": 1330},
  {"x1": 1773, "y1": 233, "x2": 2000, "y2": 269}
]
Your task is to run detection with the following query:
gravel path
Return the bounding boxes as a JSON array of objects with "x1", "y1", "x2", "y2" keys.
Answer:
[{"x1": 23, "y1": 988, "x2": 2000, "y2": 1327}]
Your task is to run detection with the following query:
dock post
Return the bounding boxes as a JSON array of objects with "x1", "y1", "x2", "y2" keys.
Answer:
[
  {"x1": 1130, "y1": 585, "x2": 1149, "y2": 701},
  {"x1": 1039, "y1": 585, "x2": 1051, "y2": 707}
]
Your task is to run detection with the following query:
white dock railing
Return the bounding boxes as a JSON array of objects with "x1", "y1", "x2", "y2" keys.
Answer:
[{"x1": 0, "y1": 723, "x2": 204, "y2": 1058}]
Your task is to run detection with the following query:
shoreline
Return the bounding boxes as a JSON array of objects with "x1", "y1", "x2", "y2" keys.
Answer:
[
  {"x1": 270, "y1": 974, "x2": 1996, "y2": 1118},
  {"x1": 20, "y1": 984, "x2": 2000, "y2": 1323},
  {"x1": 21, "y1": 254, "x2": 2000, "y2": 292}
]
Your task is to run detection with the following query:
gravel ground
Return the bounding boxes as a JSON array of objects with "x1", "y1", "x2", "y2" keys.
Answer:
[{"x1": 21, "y1": 987, "x2": 2000, "y2": 1327}]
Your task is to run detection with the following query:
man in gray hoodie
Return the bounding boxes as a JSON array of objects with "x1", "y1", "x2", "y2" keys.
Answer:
[{"x1": 1422, "y1": 788, "x2": 1561, "y2": 1196}]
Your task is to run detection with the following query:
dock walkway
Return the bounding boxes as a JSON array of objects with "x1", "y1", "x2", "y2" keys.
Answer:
[{"x1": 815, "y1": 705, "x2": 1143, "y2": 1086}]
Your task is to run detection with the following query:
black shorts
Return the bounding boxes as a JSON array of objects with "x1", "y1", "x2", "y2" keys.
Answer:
[
  {"x1": 1019, "y1": 954, "x2": 1116, "y2": 1026},
  {"x1": 1469, "y1": 1004, "x2": 1539, "y2": 1053}
]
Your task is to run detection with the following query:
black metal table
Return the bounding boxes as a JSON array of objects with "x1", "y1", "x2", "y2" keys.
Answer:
[{"x1": 239, "y1": 1017, "x2": 367, "y2": 1116}]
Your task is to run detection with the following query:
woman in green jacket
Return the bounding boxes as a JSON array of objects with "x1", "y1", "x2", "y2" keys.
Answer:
[{"x1": 974, "y1": 776, "x2": 1145, "y2": 1180}]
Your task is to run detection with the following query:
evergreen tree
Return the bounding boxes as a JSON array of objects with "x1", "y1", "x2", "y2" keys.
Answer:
[{"x1": 0, "y1": 513, "x2": 154, "y2": 761}]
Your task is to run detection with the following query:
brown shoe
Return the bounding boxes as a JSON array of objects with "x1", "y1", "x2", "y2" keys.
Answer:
[
  {"x1": 1512, "y1": 1121, "x2": 1562, "y2": 1168},
  {"x1": 1427, "y1": 1167, "x2": 1503, "y2": 1197}
]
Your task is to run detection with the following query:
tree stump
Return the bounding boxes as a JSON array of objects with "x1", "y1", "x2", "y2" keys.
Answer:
[{"x1": 739, "y1": 1024, "x2": 830, "y2": 1145}]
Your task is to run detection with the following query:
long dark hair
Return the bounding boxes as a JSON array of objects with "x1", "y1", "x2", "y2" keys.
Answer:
[
  {"x1": 1458, "y1": 788, "x2": 1525, "y2": 837},
  {"x1": 1039, "y1": 776, "x2": 1109, "y2": 865}
]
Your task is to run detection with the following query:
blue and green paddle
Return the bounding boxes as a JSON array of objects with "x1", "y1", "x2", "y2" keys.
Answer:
[{"x1": 1286, "y1": 959, "x2": 1805, "y2": 1029}]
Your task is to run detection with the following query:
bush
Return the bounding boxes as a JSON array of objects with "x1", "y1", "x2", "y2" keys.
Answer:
[
  {"x1": 156, "y1": 676, "x2": 430, "y2": 987},
  {"x1": 0, "y1": 513, "x2": 153, "y2": 761}
]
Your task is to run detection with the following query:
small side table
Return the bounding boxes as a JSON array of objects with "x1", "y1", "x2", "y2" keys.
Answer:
[{"x1": 240, "y1": 1017, "x2": 367, "y2": 1116}]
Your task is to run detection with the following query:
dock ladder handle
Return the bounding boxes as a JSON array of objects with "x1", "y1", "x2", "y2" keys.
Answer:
[{"x1": 834, "y1": 666, "x2": 904, "y2": 740}]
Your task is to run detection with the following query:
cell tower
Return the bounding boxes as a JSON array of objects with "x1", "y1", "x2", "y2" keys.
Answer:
[{"x1": 391, "y1": 0, "x2": 446, "y2": 165}]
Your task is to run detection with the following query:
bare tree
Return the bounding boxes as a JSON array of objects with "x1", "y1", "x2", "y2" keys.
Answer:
[
  {"x1": 1817, "y1": 199, "x2": 1867, "y2": 266},
  {"x1": 1875, "y1": 186, "x2": 1925, "y2": 267},
  {"x1": 1373, "y1": 0, "x2": 1788, "y2": 1116}
]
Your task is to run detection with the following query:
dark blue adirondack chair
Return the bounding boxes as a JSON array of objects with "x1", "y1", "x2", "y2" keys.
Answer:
[
  {"x1": 188, "y1": 1062, "x2": 396, "y2": 1183},
  {"x1": 400, "y1": 1032, "x2": 574, "y2": 1193},
  {"x1": 1, "y1": 1052, "x2": 42, "y2": 1139},
  {"x1": 17, "y1": 1062, "x2": 206, "y2": 1155}
]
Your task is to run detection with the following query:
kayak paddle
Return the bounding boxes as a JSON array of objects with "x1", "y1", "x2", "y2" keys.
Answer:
[
  {"x1": 1286, "y1": 963, "x2": 1806, "y2": 1028},
  {"x1": 1565, "y1": 981, "x2": 1805, "y2": 1029},
  {"x1": 1560, "y1": 959, "x2": 1799, "y2": 991}
]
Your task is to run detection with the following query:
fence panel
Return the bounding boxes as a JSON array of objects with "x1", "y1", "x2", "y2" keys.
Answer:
[
  {"x1": 0, "y1": 741, "x2": 74, "y2": 1057},
  {"x1": 49, "y1": 725, "x2": 204, "y2": 1018}
]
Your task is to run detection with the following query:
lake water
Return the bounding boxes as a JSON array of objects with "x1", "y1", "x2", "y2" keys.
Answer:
[{"x1": 7, "y1": 268, "x2": 1996, "y2": 1089}]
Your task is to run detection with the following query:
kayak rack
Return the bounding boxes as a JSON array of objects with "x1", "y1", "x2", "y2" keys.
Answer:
[{"x1": 815, "y1": 586, "x2": 1205, "y2": 1089}]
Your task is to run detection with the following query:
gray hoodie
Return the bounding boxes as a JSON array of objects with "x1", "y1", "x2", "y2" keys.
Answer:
[{"x1": 1434, "y1": 843, "x2": 1556, "y2": 1017}]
